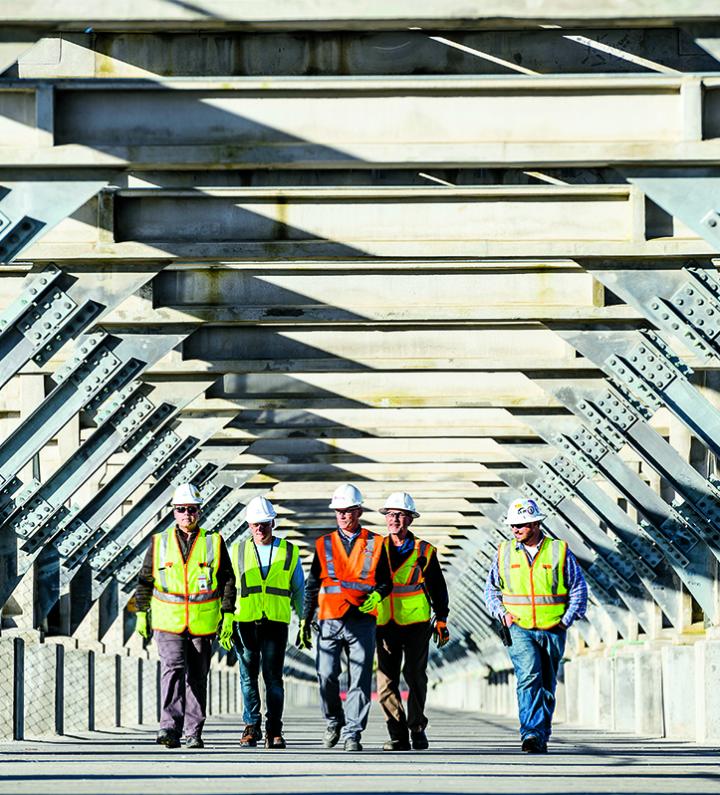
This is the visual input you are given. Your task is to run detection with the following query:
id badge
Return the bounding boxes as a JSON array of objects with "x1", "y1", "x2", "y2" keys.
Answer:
[{"x1": 198, "y1": 574, "x2": 208, "y2": 591}]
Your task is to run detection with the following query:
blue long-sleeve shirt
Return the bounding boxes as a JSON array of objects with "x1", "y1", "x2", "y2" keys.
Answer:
[{"x1": 483, "y1": 535, "x2": 587, "y2": 628}]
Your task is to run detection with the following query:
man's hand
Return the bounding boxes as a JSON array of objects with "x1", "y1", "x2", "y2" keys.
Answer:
[
  {"x1": 218, "y1": 613, "x2": 235, "y2": 651},
  {"x1": 502, "y1": 613, "x2": 516, "y2": 628},
  {"x1": 359, "y1": 591, "x2": 382, "y2": 613},
  {"x1": 135, "y1": 611, "x2": 150, "y2": 639},
  {"x1": 295, "y1": 618, "x2": 313, "y2": 650},
  {"x1": 433, "y1": 620, "x2": 450, "y2": 647}
]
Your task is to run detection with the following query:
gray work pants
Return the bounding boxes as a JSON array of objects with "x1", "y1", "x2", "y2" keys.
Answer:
[
  {"x1": 155, "y1": 630, "x2": 213, "y2": 738},
  {"x1": 316, "y1": 613, "x2": 376, "y2": 741}
]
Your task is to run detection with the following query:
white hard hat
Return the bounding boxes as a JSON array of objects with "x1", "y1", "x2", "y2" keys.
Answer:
[
  {"x1": 380, "y1": 492, "x2": 420, "y2": 518},
  {"x1": 246, "y1": 495, "x2": 277, "y2": 524},
  {"x1": 504, "y1": 497, "x2": 546, "y2": 525},
  {"x1": 329, "y1": 483, "x2": 363, "y2": 510},
  {"x1": 171, "y1": 482, "x2": 203, "y2": 506}
]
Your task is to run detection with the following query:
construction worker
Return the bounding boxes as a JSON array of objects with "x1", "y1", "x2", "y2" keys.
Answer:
[
  {"x1": 299, "y1": 483, "x2": 392, "y2": 752},
  {"x1": 134, "y1": 482, "x2": 236, "y2": 749},
  {"x1": 218, "y1": 495, "x2": 304, "y2": 749},
  {"x1": 484, "y1": 497, "x2": 587, "y2": 753},
  {"x1": 376, "y1": 492, "x2": 449, "y2": 752}
]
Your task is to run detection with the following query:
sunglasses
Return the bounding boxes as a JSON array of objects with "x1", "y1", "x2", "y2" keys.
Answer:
[{"x1": 174, "y1": 505, "x2": 199, "y2": 515}]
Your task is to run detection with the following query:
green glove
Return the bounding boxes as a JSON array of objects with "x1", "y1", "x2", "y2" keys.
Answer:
[
  {"x1": 359, "y1": 591, "x2": 382, "y2": 613},
  {"x1": 295, "y1": 618, "x2": 313, "y2": 650},
  {"x1": 218, "y1": 613, "x2": 235, "y2": 651},
  {"x1": 135, "y1": 611, "x2": 150, "y2": 639}
]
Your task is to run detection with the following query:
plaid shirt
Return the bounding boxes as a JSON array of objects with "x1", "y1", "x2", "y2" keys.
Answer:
[{"x1": 483, "y1": 536, "x2": 588, "y2": 628}]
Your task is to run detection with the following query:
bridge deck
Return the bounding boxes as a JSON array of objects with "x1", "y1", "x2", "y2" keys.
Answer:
[{"x1": 1, "y1": 707, "x2": 717, "y2": 795}]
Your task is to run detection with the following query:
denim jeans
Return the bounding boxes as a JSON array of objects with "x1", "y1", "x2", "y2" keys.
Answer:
[
  {"x1": 316, "y1": 613, "x2": 376, "y2": 742},
  {"x1": 506, "y1": 623, "x2": 566, "y2": 743},
  {"x1": 235, "y1": 619, "x2": 288, "y2": 735}
]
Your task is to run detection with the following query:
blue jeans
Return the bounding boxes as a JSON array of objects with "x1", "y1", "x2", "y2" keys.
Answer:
[
  {"x1": 316, "y1": 613, "x2": 376, "y2": 741},
  {"x1": 235, "y1": 619, "x2": 288, "y2": 735},
  {"x1": 507, "y1": 624, "x2": 566, "y2": 743}
]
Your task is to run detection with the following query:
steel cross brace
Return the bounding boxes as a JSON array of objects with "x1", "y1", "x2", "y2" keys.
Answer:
[
  {"x1": 554, "y1": 327, "x2": 720, "y2": 468},
  {"x1": 546, "y1": 380, "x2": 720, "y2": 555},
  {"x1": 523, "y1": 409, "x2": 718, "y2": 623},
  {"x1": 0, "y1": 178, "x2": 107, "y2": 263}
]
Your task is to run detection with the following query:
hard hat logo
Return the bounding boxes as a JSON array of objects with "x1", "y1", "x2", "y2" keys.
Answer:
[
  {"x1": 504, "y1": 497, "x2": 546, "y2": 525},
  {"x1": 329, "y1": 483, "x2": 364, "y2": 510},
  {"x1": 171, "y1": 482, "x2": 202, "y2": 506}
]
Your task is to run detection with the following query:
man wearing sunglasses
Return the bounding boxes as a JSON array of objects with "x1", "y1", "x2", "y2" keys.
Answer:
[
  {"x1": 375, "y1": 492, "x2": 449, "y2": 752},
  {"x1": 133, "y1": 482, "x2": 236, "y2": 750},
  {"x1": 484, "y1": 497, "x2": 587, "y2": 754}
]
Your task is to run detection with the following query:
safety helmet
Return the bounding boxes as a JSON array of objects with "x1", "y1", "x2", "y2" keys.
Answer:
[
  {"x1": 171, "y1": 482, "x2": 202, "y2": 506},
  {"x1": 329, "y1": 483, "x2": 363, "y2": 510},
  {"x1": 246, "y1": 495, "x2": 277, "y2": 525},
  {"x1": 504, "y1": 497, "x2": 546, "y2": 525},
  {"x1": 380, "y1": 492, "x2": 420, "y2": 518}
]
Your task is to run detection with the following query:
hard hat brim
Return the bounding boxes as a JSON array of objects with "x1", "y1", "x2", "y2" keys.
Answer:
[
  {"x1": 504, "y1": 514, "x2": 546, "y2": 525},
  {"x1": 379, "y1": 507, "x2": 420, "y2": 518}
]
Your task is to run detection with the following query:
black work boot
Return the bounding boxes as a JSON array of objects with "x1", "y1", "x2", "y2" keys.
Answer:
[
  {"x1": 411, "y1": 728, "x2": 429, "y2": 750},
  {"x1": 156, "y1": 728, "x2": 181, "y2": 748}
]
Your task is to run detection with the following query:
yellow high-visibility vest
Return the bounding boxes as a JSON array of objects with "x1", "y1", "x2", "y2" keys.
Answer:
[
  {"x1": 377, "y1": 536, "x2": 433, "y2": 626},
  {"x1": 231, "y1": 538, "x2": 298, "y2": 623},
  {"x1": 498, "y1": 537, "x2": 568, "y2": 629},
  {"x1": 150, "y1": 527, "x2": 222, "y2": 635}
]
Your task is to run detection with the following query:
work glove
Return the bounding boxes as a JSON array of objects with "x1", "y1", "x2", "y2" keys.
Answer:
[
  {"x1": 295, "y1": 618, "x2": 313, "y2": 650},
  {"x1": 433, "y1": 620, "x2": 450, "y2": 648},
  {"x1": 218, "y1": 613, "x2": 235, "y2": 651},
  {"x1": 135, "y1": 611, "x2": 150, "y2": 639},
  {"x1": 359, "y1": 591, "x2": 382, "y2": 614}
]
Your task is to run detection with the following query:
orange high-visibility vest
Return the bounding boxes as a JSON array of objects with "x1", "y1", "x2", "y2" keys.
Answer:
[{"x1": 316, "y1": 528, "x2": 384, "y2": 620}]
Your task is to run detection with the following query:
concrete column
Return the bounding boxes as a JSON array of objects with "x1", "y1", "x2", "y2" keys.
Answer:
[
  {"x1": 140, "y1": 657, "x2": 159, "y2": 725},
  {"x1": 612, "y1": 652, "x2": 636, "y2": 732},
  {"x1": 63, "y1": 648, "x2": 91, "y2": 732},
  {"x1": 661, "y1": 645, "x2": 695, "y2": 738},
  {"x1": 563, "y1": 659, "x2": 580, "y2": 724},
  {"x1": 0, "y1": 638, "x2": 16, "y2": 740},
  {"x1": 93, "y1": 652, "x2": 120, "y2": 729},
  {"x1": 634, "y1": 649, "x2": 664, "y2": 736},
  {"x1": 119, "y1": 654, "x2": 141, "y2": 727},
  {"x1": 23, "y1": 642, "x2": 59, "y2": 737}
]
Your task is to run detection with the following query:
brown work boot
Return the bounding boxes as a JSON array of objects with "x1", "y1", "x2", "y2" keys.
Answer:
[
  {"x1": 240, "y1": 724, "x2": 261, "y2": 747},
  {"x1": 264, "y1": 733, "x2": 287, "y2": 749}
]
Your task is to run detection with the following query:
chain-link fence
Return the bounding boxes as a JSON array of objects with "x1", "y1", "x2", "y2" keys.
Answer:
[
  {"x1": 63, "y1": 648, "x2": 90, "y2": 732},
  {"x1": 93, "y1": 653, "x2": 119, "y2": 729},
  {"x1": 120, "y1": 656, "x2": 141, "y2": 727},
  {"x1": 24, "y1": 643, "x2": 58, "y2": 738}
]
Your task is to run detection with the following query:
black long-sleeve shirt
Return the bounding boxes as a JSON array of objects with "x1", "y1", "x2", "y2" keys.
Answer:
[
  {"x1": 303, "y1": 528, "x2": 393, "y2": 621},
  {"x1": 134, "y1": 527, "x2": 236, "y2": 614},
  {"x1": 386, "y1": 531, "x2": 449, "y2": 623}
]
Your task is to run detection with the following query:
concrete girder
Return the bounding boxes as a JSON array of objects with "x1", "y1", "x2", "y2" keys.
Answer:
[
  {"x1": 24, "y1": 185, "x2": 715, "y2": 262},
  {"x1": 3, "y1": 74, "x2": 720, "y2": 170},
  {"x1": 2, "y1": 2, "x2": 719, "y2": 31},
  {"x1": 8, "y1": 29, "x2": 719, "y2": 80}
]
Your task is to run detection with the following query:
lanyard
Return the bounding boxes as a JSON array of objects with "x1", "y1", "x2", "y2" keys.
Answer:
[{"x1": 252, "y1": 538, "x2": 276, "y2": 580}]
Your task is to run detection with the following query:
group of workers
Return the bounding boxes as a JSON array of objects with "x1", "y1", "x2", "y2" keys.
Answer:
[{"x1": 134, "y1": 483, "x2": 586, "y2": 755}]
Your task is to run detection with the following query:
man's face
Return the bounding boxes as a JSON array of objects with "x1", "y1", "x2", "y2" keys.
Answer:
[
  {"x1": 511, "y1": 520, "x2": 542, "y2": 545},
  {"x1": 174, "y1": 503, "x2": 200, "y2": 533},
  {"x1": 250, "y1": 521, "x2": 273, "y2": 545},
  {"x1": 335, "y1": 506, "x2": 362, "y2": 534},
  {"x1": 385, "y1": 510, "x2": 414, "y2": 543}
]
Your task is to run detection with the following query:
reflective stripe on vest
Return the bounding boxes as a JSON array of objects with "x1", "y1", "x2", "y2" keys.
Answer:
[
  {"x1": 377, "y1": 537, "x2": 433, "y2": 626},
  {"x1": 232, "y1": 537, "x2": 297, "y2": 624},
  {"x1": 150, "y1": 527, "x2": 222, "y2": 636},
  {"x1": 498, "y1": 537, "x2": 568, "y2": 630},
  {"x1": 317, "y1": 528, "x2": 383, "y2": 620}
]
